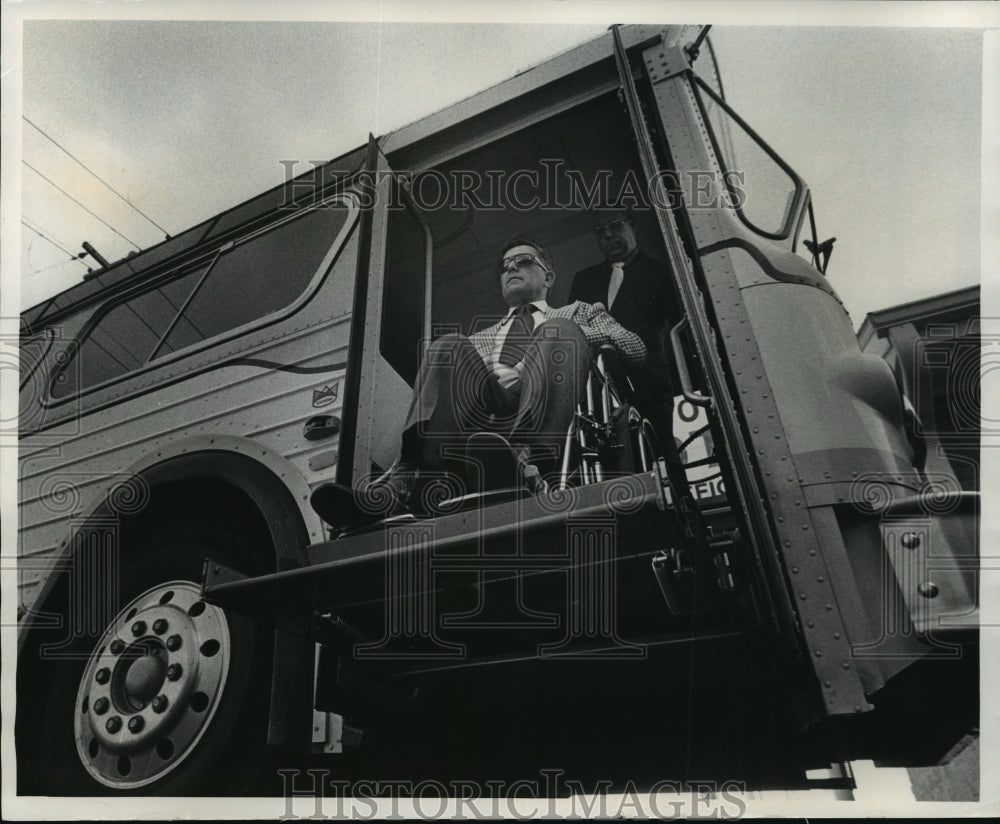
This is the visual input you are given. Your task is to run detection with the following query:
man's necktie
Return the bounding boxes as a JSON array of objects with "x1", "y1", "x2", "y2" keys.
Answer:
[
  {"x1": 498, "y1": 304, "x2": 536, "y2": 366},
  {"x1": 608, "y1": 261, "x2": 625, "y2": 308}
]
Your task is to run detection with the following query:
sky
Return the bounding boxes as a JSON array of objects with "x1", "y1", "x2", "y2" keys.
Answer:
[
  {"x1": 3, "y1": 1, "x2": 995, "y2": 329},
  {"x1": 1, "y1": 3, "x2": 998, "y2": 817}
]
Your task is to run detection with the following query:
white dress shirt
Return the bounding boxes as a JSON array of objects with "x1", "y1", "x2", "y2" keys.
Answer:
[{"x1": 608, "y1": 261, "x2": 625, "y2": 308}]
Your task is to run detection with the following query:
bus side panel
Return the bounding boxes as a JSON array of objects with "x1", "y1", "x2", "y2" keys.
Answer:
[
  {"x1": 17, "y1": 232, "x2": 359, "y2": 622},
  {"x1": 702, "y1": 216, "x2": 975, "y2": 692},
  {"x1": 644, "y1": 58, "x2": 973, "y2": 712},
  {"x1": 733, "y1": 260, "x2": 914, "y2": 473}
]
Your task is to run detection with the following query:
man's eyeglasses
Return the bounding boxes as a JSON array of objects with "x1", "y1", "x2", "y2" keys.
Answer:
[
  {"x1": 593, "y1": 217, "x2": 631, "y2": 236},
  {"x1": 499, "y1": 252, "x2": 547, "y2": 275}
]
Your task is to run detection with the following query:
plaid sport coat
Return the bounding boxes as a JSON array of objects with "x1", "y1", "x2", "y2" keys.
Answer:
[{"x1": 469, "y1": 300, "x2": 647, "y2": 370}]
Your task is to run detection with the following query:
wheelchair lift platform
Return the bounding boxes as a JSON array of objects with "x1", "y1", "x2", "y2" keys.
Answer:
[{"x1": 201, "y1": 469, "x2": 729, "y2": 671}]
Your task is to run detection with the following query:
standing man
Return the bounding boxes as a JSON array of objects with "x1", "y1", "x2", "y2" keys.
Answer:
[
  {"x1": 569, "y1": 210, "x2": 682, "y2": 450},
  {"x1": 312, "y1": 236, "x2": 646, "y2": 525}
]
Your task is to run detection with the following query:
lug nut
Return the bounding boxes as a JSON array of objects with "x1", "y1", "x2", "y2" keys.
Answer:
[
  {"x1": 93, "y1": 697, "x2": 110, "y2": 715},
  {"x1": 110, "y1": 639, "x2": 125, "y2": 655},
  {"x1": 165, "y1": 634, "x2": 182, "y2": 652},
  {"x1": 131, "y1": 620, "x2": 147, "y2": 637},
  {"x1": 152, "y1": 694, "x2": 169, "y2": 714},
  {"x1": 166, "y1": 663, "x2": 183, "y2": 681},
  {"x1": 128, "y1": 716, "x2": 145, "y2": 733},
  {"x1": 95, "y1": 667, "x2": 111, "y2": 685},
  {"x1": 105, "y1": 716, "x2": 122, "y2": 734},
  {"x1": 152, "y1": 618, "x2": 169, "y2": 635}
]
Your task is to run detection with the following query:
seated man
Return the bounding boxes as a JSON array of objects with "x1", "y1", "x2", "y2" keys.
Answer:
[
  {"x1": 314, "y1": 236, "x2": 646, "y2": 523},
  {"x1": 570, "y1": 210, "x2": 683, "y2": 451}
]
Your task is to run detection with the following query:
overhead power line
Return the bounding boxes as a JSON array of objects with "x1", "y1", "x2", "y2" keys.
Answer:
[
  {"x1": 21, "y1": 218, "x2": 81, "y2": 259},
  {"x1": 24, "y1": 161, "x2": 142, "y2": 251},
  {"x1": 30, "y1": 256, "x2": 90, "y2": 277},
  {"x1": 24, "y1": 116, "x2": 170, "y2": 237},
  {"x1": 21, "y1": 219, "x2": 91, "y2": 276}
]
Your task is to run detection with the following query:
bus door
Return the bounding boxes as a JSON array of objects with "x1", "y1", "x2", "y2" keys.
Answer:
[
  {"x1": 609, "y1": 26, "x2": 880, "y2": 718},
  {"x1": 337, "y1": 138, "x2": 434, "y2": 488}
]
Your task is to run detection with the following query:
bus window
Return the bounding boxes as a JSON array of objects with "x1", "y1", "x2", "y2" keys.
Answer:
[
  {"x1": 687, "y1": 27, "x2": 724, "y2": 101},
  {"x1": 693, "y1": 78, "x2": 803, "y2": 240},
  {"x1": 50, "y1": 201, "x2": 350, "y2": 398},
  {"x1": 158, "y1": 203, "x2": 348, "y2": 354},
  {"x1": 51, "y1": 266, "x2": 205, "y2": 398},
  {"x1": 379, "y1": 192, "x2": 428, "y2": 387}
]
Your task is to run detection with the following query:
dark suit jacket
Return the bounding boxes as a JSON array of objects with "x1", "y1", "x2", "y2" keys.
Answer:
[{"x1": 569, "y1": 250, "x2": 682, "y2": 399}]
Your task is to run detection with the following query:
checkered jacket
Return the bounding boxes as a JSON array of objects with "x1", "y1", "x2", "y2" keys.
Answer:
[{"x1": 470, "y1": 300, "x2": 647, "y2": 369}]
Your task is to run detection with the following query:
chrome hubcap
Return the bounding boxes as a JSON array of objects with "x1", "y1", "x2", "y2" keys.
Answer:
[
  {"x1": 74, "y1": 581, "x2": 231, "y2": 789},
  {"x1": 123, "y1": 652, "x2": 166, "y2": 706}
]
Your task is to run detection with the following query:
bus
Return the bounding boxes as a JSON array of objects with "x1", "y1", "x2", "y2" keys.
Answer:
[{"x1": 15, "y1": 24, "x2": 979, "y2": 796}]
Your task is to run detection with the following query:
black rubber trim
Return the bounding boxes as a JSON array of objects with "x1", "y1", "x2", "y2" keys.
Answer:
[
  {"x1": 226, "y1": 358, "x2": 348, "y2": 375},
  {"x1": 698, "y1": 237, "x2": 836, "y2": 297},
  {"x1": 335, "y1": 135, "x2": 380, "y2": 487}
]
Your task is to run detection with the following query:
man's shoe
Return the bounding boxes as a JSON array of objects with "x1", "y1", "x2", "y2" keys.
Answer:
[
  {"x1": 311, "y1": 461, "x2": 417, "y2": 531},
  {"x1": 362, "y1": 460, "x2": 418, "y2": 518}
]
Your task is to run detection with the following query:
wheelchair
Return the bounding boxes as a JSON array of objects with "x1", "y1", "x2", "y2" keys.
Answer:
[
  {"x1": 315, "y1": 345, "x2": 698, "y2": 536},
  {"x1": 315, "y1": 341, "x2": 716, "y2": 617},
  {"x1": 554, "y1": 344, "x2": 662, "y2": 490},
  {"x1": 433, "y1": 343, "x2": 692, "y2": 510}
]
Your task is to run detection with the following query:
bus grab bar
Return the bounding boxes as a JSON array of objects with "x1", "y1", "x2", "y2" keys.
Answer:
[{"x1": 670, "y1": 317, "x2": 712, "y2": 408}]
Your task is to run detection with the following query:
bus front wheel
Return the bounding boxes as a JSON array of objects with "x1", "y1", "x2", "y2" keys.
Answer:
[{"x1": 18, "y1": 520, "x2": 273, "y2": 795}]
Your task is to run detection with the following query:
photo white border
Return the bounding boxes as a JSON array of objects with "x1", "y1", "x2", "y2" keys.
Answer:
[{"x1": 2, "y1": 1, "x2": 997, "y2": 819}]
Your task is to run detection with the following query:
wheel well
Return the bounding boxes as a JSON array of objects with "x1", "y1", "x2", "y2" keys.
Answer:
[
  {"x1": 19, "y1": 453, "x2": 310, "y2": 682},
  {"x1": 119, "y1": 479, "x2": 277, "y2": 574},
  {"x1": 18, "y1": 455, "x2": 316, "y2": 767},
  {"x1": 19, "y1": 477, "x2": 279, "y2": 673}
]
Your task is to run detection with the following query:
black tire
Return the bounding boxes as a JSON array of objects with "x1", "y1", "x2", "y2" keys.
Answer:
[{"x1": 17, "y1": 519, "x2": 273, "y2": 795}]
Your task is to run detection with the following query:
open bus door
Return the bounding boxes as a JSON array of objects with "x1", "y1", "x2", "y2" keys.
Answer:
[{"x1": 337, "y1": 137, "x2": 435, "y2": 490}]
